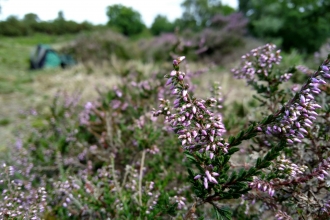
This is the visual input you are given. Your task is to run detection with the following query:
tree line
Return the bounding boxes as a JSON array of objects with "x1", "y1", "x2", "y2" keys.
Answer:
[
  {"x1": 0, "y1": 11, "x2": 94, "y2": 36},
  {"x1": 1, "y1": 0, "x2": 329, "y2": 53}
]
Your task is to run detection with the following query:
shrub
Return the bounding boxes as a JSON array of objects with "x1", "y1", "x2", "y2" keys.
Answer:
[
  {"x1": 61, "y1": 30, "x2": 134, "y2": 63},
  {"x1": 0, "y1": 61, "x2": 200, "y2": 219},
  {"x1": 140, "y1": 12, "x2": 248, "y2": 64}
]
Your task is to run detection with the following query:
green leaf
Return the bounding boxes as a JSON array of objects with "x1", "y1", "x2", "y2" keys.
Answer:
[
  {"x1": 254, "y1": 170, "x2": 262, "y2": 176},
  {"x1": 261, "y1": 114, "x2": 274, "y2": 125},
  {"x1": 214, "y1": 205, "x2": 232, "y2": 220},
  {"x1": 255, "y1": 158, "x2": 262, "y2": 167},
  {"x1": 227, "y1": 147, "x2": 239, "y2": 155},
  {"x1": 223, "y1": 164, "x2": 230, "y2": 172},
  {"x1": 247, "y1": 167, "x2": 257, "y2": 176},
  {"x1": 224, "y1": 155, "x2": 231, "y2": 164},
  {"x1": 238, "y1": 169, "x2": 247, "y2": 179},
  {"x1": 236, "y1": 131, "x2": 244, "y2": 139},
  {"x1": 216, "y1": 156, "x2": 224, "y2": 165},
  {"x1": 232, "y1": 141, "x2": 242, "y2": 146},
  {"x1": 245, "y1": 133, "x2": 257, "y2": 139},
  {"x1": 245, "y1": 176, "x2": 253, "y2": 182},
  {"x1": 228, "y1": 136, "x2": 236, "y2": 144},
  {"x1": 185, "y1": 153, "x2": 197, "y2": 162},
  {"x1": 246, "y1": 124, "x2": 255, "y2": 133},
  {"x1": 229, "y1": 171, "x2": 237, "y2": 182},
  {"x1": 188, "y1": 168, "x2": 194, "y2": 178},
  {"x1": 259, "y1": 161, "x2": 272, "y2": 169},
  {"x1": 228, "y1": 182, "x2": 247, "y2": 190}
]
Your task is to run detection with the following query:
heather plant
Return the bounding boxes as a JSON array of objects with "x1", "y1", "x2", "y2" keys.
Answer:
[
  {"x1": 1, "y1": 60, "x2": 205, "y2": 219},
  {"x1": 0, "y1": 91, "x2": 93, "y2": 218},
  {"x1": 51, "y1": 62, "x2": 215, "y2": 218},
  {"x1": 20, "y1": 91, "x2": 84, "y2": 173},
  {"x1": 140, "y1": 12, "x2": 248, "y2": 64},
  {"x1": 0, "y1": 163, "x2": 47, "y2": 219},
  {"x1": 1, "y1": 41, "x2": 330, "y2": 220},
  {"x1": 155, "y1": 44, "x2": 330, "y2": 219}
]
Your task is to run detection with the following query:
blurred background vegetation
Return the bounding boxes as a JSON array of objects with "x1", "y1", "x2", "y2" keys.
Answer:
[{"x1": 0, "y1": 0, "x2": 329, "y2": 54}]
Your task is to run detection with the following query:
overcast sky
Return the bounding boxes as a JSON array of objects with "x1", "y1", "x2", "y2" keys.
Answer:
[{"x1": 0, "y1": 0, "x2": 238, "y2": 27}]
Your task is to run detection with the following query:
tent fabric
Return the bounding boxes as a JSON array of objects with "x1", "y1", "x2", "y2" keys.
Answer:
[
  {"x1": 44, "y1": 51, "x2": 62, "y2": 68},
  {"x1": 30, "y1": 44, "x2": 75, "y2": 70}
]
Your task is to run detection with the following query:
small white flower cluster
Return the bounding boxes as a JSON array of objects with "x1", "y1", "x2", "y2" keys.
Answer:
[
  {"x1": 276, "y1": 157, "x2": 308, "y2": 178},
  {"x1": 249, "y1": 178, "x2": 275, "y2": 197}
]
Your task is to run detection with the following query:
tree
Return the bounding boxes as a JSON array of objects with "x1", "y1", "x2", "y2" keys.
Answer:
[
  {"x1": 106, "y1": 4, "x2": 145, "y2": 36},
  {"x1": 0, "y1": 15, "x2": 29, "y2": 36},
  {"x1": 150, "y1": 15, "x2": 175, "y2": 36},
  {"x1": 180, "y1": 0, "x2": 235, "y2": 30},
  {"x1": 239, "y1": 0, "x2": 330, "y2": 53},
  {"x1": 56, "y1": 11, "x2": 65, "y2": 21},
  {"x1": 23, "y1": 13, "x2": 40, "y2": 23}
]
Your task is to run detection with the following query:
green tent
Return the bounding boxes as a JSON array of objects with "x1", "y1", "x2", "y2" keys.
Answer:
[{"x1": 30, "y1": 44, "x2": 75, "y2": 70}]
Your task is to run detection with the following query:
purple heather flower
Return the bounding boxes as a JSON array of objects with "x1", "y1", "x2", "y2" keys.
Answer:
[
  {"x1": 205, "y1": 170, "x2": 218, "y2": 184},
  {"x1": 250, "y1": 178, "x2": 275, "y2": 197},
  {"x1": 166, "y1": 78, "x2": 172, "y2": 86},
  {"x1": 204, "y1": 177, "x2": 209, "y2": 189},
  {"x1": 321, "y1": 65, "x2": 329, "y2": 73},
  {"x1": 194, "y1": 174, "x2": 201, "y2": 180},
  {"x1": 264, "y1": 64, "x2": 329, "y2": 144},
  {"x1": 156, "y1": 56, "x2": 229, "y2": 190},
  {"x1": 232, "y1": 44, "x2": 282, "y2": 82}
]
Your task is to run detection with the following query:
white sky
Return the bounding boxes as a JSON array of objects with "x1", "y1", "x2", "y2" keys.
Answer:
[{"x1": 0, "y1": 0, "x2": 238, "y2": 27}]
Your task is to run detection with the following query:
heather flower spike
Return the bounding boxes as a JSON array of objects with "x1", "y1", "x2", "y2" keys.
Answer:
[
  {"x1": 173, "y1": 56, "x2": 186, "y2": 69},
  {"x1": 157, "y1": 56, "x2": 228, "y2": 192}
]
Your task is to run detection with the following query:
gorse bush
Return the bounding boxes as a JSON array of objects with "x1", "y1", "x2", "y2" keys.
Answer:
[{"x1": 1, "y1": 44, "x2": 330, "y2": 219}]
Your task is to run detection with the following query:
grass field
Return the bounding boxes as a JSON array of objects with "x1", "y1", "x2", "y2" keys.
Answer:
[{"x1": 0, "y1": 34, "x2": 120, "y2": 148}]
